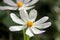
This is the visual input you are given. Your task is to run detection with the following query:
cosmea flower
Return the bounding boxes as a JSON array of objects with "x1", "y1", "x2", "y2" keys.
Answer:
[
  {"x1": 9, "y1": 9, "x2": 51, "y2": 37},
  {"x1": 0, "y1": 0, "x2": 38, "y2": 10}
]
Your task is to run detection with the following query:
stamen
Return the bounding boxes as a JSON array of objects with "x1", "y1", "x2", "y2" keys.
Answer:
[
  {"x1": 26, "y1": 20, "x2": 33, "y2": 27},
  {"x1": 17, "y1": 2, "x2": 23, "y2": 7}
]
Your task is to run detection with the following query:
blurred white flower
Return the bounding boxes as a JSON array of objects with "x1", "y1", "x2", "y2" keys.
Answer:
[
  {"x1": 54, "y1": 2, "x2": 60, "y2": 31},
  {"x1": 54, "y1": 6, "x2": 60, "y2": 13},
  {"x1": 9, "y1": 9, "x2": 51, "y2": 37},
  {"x1": 55, "y1": 35, "x2": 60, "y2": 40},
  {"x1": 0, "y1": 0, "x2": 39, "y2": 10},
  {"x1": 54, "y1": 1, "x2": 60, "y2": 14}
]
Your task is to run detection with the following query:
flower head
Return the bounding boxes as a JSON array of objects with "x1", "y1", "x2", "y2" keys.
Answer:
[
  {"x1": 9, "y1": 9, "x2": 51, "y2": 37},
  {"x1": 0, "y1": 0, "x2": 39, "y2": 10}
]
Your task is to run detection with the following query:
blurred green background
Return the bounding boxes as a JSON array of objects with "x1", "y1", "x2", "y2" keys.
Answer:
[{"x1": 0, "y1": 0, "x2": 60, "y2": 40}]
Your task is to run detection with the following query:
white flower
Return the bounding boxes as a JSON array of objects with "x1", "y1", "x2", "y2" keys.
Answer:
[
  {"x1": 9, "y1": 9, "x2": 51, "y2": 37},
  {"x1": 0, "y1": 0, "x2": 39, "y2": 10},
  {"x1": 54, "y1": 6, "x2": 60, "y2": 13}
]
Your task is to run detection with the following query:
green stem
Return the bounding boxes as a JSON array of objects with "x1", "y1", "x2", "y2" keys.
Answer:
[
  {"x1": 26, "y1": 35, "x2": 30, "y2": 40},
  {"x1": 23, "y1": 29, "x2": 30, "y2": 40},
  {"x1": 23, "y1": 30, "x2": 27, "y2": 40}
]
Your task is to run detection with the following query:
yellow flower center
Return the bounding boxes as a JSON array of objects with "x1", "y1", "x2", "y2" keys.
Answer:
[
  {"x1": 17, "y1": 2, "x2": 23, "y2": 7},
  {"x1": 26, "y1": 21, "x2": 33, "y2": 27}
]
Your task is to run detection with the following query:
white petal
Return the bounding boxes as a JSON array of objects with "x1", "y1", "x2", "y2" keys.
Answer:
[
  {"x1": 25, "y1": 6, "x2": 35, "y2": 10},
  {"x1": 23, "y1": 0, "x2": 30, "y2": 4},
  {"x1": 18, "y1": 7, "x2": 23, "y2": 10},
  {"x1": 16, "y1": 0, "x2": 23, "y2": 2},
  {"x1": 26, "y1": 28, "x2": 34, "y2": 37},
  {"x1": 34, "y1": 22, "x2": 51, "y2": 29},
  {"x1": 19, "y1": 6, "x2": 35, "y2": 10},
  {"x1": 34, "y1": 16, "x2": 49, "y2": 26},
  {"x1": 26, "y1": 0, "x2": 39, "y2": 6},
  {"x1": 10, "y1": 13, "x2": 24, "y2": 24},
  {"x1": 29, "y1": 9, "x2": 37, "y2": 21},
  {"x1": 0, "y1": 6, "x2": 17, "y2": 10},
  {"x1": 20, "y1": 9, "x2": 29, "y2": 22},
  {"x1": 31, "y1": 27, "x2": 45, "y2": 34},
  {"x1": 3, "y1": 0, "x2": 17, "y2": 6},
  {"x1": 9, "y1": 26, "x2": 26, "y2": 31}
]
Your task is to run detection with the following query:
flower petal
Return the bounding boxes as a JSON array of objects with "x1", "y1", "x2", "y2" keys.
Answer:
[
  {"x1": 26, "y1": 28, "x2": 34, "y2": 37},
  {"x1": 29, "y1": 9, "x2": 37, "y2": 21},
  {"x1": 0, "y1": 6, "x2": 17, "y2": 10},
  {"x1": 19, "y1": 6, "x2": 35, "y2": 10},
  {"x1": 16, "y1": 0, "x2": 23, "y2": 2},
  {"x1": 10, "y1": 13, "x2": 24, "y2": 24},
  {"x1": 20, "y1": 9, "x2": 29, "y2": 22},
  {"x1": 25, "y1": 6, "x2": 35, "y2": 10},
  {"x1": 31, "y1": 27, "x2": 45, "y2": 34},
  {"x1": 34, "y1": 22, "x2": 51, "y2": 29},
  {"x1": 34, "y1": 16, "x2": 49, "y2": 26},
  {"x1": 26, "y1": 0, "x2": 39, "y2": 6},
  {"x1": 9, "y1": 26, "x2": 26, "y2": 31},
  {"x1": 3, "y1": 0, "x2": 16, "y2": 6},
  {"x1": 23, "y1": 0, "x2": 30, "y2": 4}
]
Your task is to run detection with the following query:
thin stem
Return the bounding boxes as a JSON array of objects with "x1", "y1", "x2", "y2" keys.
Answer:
[
  {"x1": 23, "y1": 30, "x2": 27, "y2": 40},
  {"x1": 23, "y1": 29, "x2": 30, "y2": 40},
  {"x1": 9, "y1": 32, "x2": 13, "y2": 40},
  {"x1": 26, "y1": 35, "x2": 30, "y2": 40}
]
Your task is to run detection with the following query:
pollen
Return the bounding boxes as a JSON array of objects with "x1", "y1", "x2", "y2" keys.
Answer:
[
  {"x1": 26, "y1": 21, "x2": 33, "y2": 27},
  {"x1": 17, "y1": 2, "x2": 23, "y2": 7}
]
